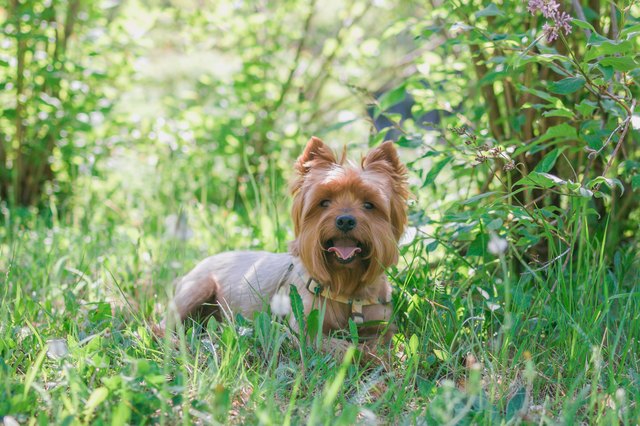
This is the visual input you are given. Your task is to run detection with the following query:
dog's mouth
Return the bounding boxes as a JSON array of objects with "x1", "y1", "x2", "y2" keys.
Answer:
[{"x1": 324, "y1": 238, "x2": 363, "y2": 264}]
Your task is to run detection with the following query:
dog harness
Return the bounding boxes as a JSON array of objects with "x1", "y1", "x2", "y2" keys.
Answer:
[{"x1": 274, "y1": 263, "x2": 389, "y2": 324}]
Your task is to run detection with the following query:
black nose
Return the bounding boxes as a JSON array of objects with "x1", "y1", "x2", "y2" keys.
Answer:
[{"x1": 336, "y1": 215, "x2": 357, "y2": 232}]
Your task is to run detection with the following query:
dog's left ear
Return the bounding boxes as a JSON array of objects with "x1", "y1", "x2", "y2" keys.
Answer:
[
  {"x1": 363, "y1": 141, "x2": 410, "y2": 240},
  {"x1": 295, "y1": 136, "x2": 337, "y2": 176},
  {"x1": 362, "y1": 141, "x2": 407, "y2": 183}
]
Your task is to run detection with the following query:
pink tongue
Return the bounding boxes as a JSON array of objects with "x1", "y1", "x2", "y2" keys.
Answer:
[{"x1": 328, "y1": 239, "x2": 361, "y2": 259}]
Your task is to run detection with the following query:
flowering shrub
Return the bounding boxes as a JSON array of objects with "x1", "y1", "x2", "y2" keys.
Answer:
[{"x1": 383, "y1": 1, "x2": 639, "y2": 271}]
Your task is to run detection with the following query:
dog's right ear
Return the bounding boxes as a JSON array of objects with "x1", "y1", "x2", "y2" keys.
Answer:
[{"x1": 294, "y1": 137, "x2": 336, "y2": 176}]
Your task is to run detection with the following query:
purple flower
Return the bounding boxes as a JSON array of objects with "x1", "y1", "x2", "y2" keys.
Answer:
[
  {"x1": 528, "y1": 0, "x2": 559, "y2": 17},
  {"x1": 555, "y1": 11, "x2": 572, "y2": 35},
  {"x1": 527, "y1": 0, "x2": 544, "y2": 14},
  {"x1": 541, "y1": 1, "x2": 560, "y2": 18},
  {"x1": 543, "y1": 22, "x2": 559, "y2": 42},
  {"x1": 528, "y1": 0, "x2": 573, "y2": 42}
]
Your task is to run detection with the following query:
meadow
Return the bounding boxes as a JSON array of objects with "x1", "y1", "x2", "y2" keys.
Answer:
[{"x1": 1, "y1": 0, "x2": 639, "y2": 424}]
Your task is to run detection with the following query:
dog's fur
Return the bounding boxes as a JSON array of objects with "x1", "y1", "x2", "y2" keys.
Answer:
[{"x1": 165, "y1": 137, "x2": 409, "y2": 354}]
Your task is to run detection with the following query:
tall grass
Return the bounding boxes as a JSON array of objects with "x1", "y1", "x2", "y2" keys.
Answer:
[{"x1": 1, "y1": 169, "x2": 638, "y2": 424}]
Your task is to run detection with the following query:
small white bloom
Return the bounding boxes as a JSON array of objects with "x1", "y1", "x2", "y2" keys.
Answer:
[
  {"x1": 486, "y1": 302, "x2": 501, "y2": 312},
  {"x1": 616, "y1": 388, "x2": 626, "y2": 403},
  {"x1": 270, "y1": 293, "x2": 291, "y2": 316},
  {"x1": 3, "y1": 416, "x2": 20, "y2": 426},
  {"x1": 487, "y1": 234, "x2": 508, "y2": 255},
  {"x1": 46, "y1": 339, "x2": 68, "y2": 359}
]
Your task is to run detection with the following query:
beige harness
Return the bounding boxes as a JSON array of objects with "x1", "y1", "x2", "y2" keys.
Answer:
[{"x1": 275, "y1": 263, "x2": 388, "y2": 324}]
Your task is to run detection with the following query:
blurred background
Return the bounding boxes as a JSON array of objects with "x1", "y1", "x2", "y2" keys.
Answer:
[{"x1": 0, "y1": 0, "x2": 426, "y2": 224}]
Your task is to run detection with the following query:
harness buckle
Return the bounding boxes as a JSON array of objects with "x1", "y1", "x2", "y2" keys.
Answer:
[{"x1": 306, "y1": 277, "x2": 323, "y2": 296}]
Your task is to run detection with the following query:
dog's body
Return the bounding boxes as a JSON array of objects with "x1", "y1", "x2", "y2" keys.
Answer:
[
  {"x1": 165, "y1": 137, "x2": 409, "y2": 353},
  {"x1": 172, "y1": 251, "x2": 393, "y2": 336}
]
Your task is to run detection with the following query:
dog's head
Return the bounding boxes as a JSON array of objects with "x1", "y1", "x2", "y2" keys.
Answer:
[{"x1": 290, "y1": 137, "x2": 409, "y2": 294}]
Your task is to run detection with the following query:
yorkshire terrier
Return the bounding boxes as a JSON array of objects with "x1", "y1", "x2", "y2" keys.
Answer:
[{"x1": 164, "y1": 137, "x2": 409, "y2": 357}]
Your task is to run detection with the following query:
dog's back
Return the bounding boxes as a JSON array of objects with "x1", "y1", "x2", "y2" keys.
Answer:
[{"x1": 172, "y1": 251, "x2": 305, "y2": 321}]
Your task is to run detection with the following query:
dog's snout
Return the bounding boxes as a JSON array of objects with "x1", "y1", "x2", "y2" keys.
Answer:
[{"x1": 336, "y1": 215, "x2": 357, "y2": 232}]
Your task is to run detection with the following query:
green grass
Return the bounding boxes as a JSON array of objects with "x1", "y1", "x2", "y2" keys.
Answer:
[{"x1": 1, "y1": 187, "x2": 639, "y2": 425}]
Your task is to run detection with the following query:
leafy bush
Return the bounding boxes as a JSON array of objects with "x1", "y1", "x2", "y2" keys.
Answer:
[
  {"x1": 0, "y1": 0, "x2": 130, "y2": 207},
  {"x1": 386, "y1": 0, "x2": 640, "y2": 261}
]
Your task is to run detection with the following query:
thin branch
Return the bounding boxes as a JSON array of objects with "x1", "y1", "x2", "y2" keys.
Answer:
[
  {"x1": 594, "y1": 99, "x2": 636, "y2": 190},
  {"x1": 272, "y1": 0, "x2": 317, "y2": 114},
  {"x1": 571, "y1": 0, "x2": 592, "y2": 39},
  {"x1": 469, "y1": 44, "x2": 505, "y2": 141}
]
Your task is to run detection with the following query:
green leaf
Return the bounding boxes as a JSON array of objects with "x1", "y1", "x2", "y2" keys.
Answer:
[
  {"x1": 408, "y1": 334, "x2": 419, "y2": 357},
  {"x1": 84, "y1": 387, "x2": 109, "y2": 418},
  {"x1": 576, "y1": 100, "x2": 598, "y2": 117},
  {"x1": 506, "y1": 387, "x2": 526, "y2": 420},
  {"x1": 542, "y1": 109, "x2": 574, "y2": 119},
  {"x1": 433, "y1": 349, "x2": 449, "y2": 361},
  {"x1": 589, "y1": 177, "x2": 625, "y2": 194},
  {"x1": 548, "y1": 77, "x2": 585, "y2": 94},
  {"x1": 379, "y1": 85, "x2": 406, "y2": 111},
  {"x1": 289, "y1": 285, "x2": 305, "y2": 332},
  {"x1": 463, "y1": 191, "x2": 498, "y2": 205},
  {"x1": 487, "y1": 218, "x2": 503, "y2": 231},
  {"x1": 518, "y1": 172, "x2": 564, "y2": 188},
  {"x1": 598, "y1": 64, "x2": 615, "y2": 81},
  {"x1": 534, "y1": 148, "x2": 564, "y2": 173},
  {"x1": 537, "y1": 123, "x2": 578, "y2": 143},
  {"x1": 422, "y1": 156, "x2": 453, "y2": 187},
  {"x1": 572, "y1": 18, "x2": 595, "y2": 32},
  {"x1": 599, "y1": 56, "x2": 638, "y2": 72},
  {"x1": 307, "y1": 309, "x2": 320, "y2": 342},
  {"x1": 632, "y1": 175, "x2": 640, "y2": 192},
  {"x1": 396, "y1": 135, "x2": 423, "y2": 148},
  {"x1": 537, "y1": 172, "x2": 567, "y2": 185},
  {"x1": 475, "y1": 3, "x2": 504, "y2": 18},
  {"x1": 577, "y1": 187, "x2": 594, "y2": 198},
  {"x1": 585, "y1": 40, "x2": 634, "y2": 61},
  {"x1": 467, "y1": 232, "x2": 488, "y2": 257},
  {"x1": 621, "y1": 23, "x2": 640, "y2": 39},
  {"x1": 348, "y1": 319, "x2": 359, "y2": 345},
  {"x1": 517, "y1": 84, "x2": 557, "y2": 104}
]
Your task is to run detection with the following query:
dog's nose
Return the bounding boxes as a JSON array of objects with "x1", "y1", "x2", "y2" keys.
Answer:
[{"x1": 336, "y1": 215, "x2": 357, "y2": 232}]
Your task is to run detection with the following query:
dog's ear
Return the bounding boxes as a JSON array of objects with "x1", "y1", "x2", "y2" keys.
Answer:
[
  {"x1": 363, "y1": 141, "x2": 410, "y2": 240},
  {"x1": 295, "y1": 137, "x2": 336, "y2": 175},
  {"x1": 362, "y1": 141, "x2": 405, "y2": 176}
]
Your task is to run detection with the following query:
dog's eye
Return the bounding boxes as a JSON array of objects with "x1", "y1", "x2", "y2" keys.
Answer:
[
  {"x1": 363, "y1": 202, "x2": 375, "y2": 210},
  {"x1": 320, "y1": 200, "x2": 331, "y2": 207}
]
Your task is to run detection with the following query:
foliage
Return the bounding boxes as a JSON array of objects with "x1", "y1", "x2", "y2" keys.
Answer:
[
  {"x1": 0, "y1": 0, "x2": 131, "y2": 207},
  {"x1": 1, "y1": 0, "x2": 640, "y2": 424}
]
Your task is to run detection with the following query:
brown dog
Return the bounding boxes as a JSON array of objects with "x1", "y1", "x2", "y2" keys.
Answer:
[{"x1": 164, "y1": 137, "x2": 409, "y2": 356}]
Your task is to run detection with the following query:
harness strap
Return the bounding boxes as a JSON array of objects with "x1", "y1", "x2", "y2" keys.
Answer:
[
  {"x1": 306, "y1": 277, "x2": 387, "y2": 324},
  {"x1": 274, "y1": 263, "x2": 388, "y2": 325}
]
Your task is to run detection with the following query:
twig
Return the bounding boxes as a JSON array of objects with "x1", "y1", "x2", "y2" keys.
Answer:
[
  {"x1": 272, "y1": 0, "x2": 317, "y2": 114},
  {"x1": 594, "y1": 99, "x2": 636, "y2": 191},
  {"x1": 571, "y1": 0, "x2": 592, "y2": 39}
]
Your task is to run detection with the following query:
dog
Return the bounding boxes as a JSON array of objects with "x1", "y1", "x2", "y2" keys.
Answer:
[{"x1": 163, "y1": 137, "x2": 409, "y2": 358}]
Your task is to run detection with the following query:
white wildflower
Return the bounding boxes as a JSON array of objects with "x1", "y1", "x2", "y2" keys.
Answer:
[
  {"x1": 46, "y1": 339, "x2": 69, "y2": 359},
  {"x1": 487, "y1": 234, "x2": 508, "y2": 255},
  {"x1": 270, "y1": 293, "x2": 291, "y2": 316}
]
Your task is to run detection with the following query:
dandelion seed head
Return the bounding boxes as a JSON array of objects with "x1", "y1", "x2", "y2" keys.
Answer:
[
  {"x1": 488, "y1": 234, "x2": 508, "y2": 255},
  {"x1": 270, "y1": 293, "x2": 290, "y2": 316}
]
